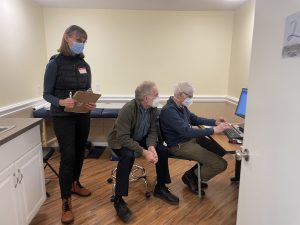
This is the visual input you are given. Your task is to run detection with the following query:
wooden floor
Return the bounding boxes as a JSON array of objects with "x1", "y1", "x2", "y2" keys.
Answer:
[{"x1": 30, "y1": 148, "x2": 239, "y2": 225}]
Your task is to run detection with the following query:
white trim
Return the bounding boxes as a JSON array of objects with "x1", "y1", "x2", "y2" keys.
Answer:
[
  {"x1": 0, "y1": 97, "x2": 45, "y2": 117},
  {"x1": 92, "y1": 141, "x2": 108, "y2": 147},
  {"x1": 0, "y1": 95, "x2": 238, "y2": 116},
  {"x1": 99, "y1": 95, "x2": 228, "y2": 103},
  {"x1": 225, "y1": 96, "x2": 238, "y2": 105}
]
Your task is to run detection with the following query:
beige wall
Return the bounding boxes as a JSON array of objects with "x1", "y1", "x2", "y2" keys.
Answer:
[
  {"x1": 228, "y1": 0, "x2": 255, "y2": 99},
  {"x1": 43, "y1": 9, "x2": 234, "y2": 96},
  {"x1": 0, "y1": 0, "x2": 47, "y2": 108}
]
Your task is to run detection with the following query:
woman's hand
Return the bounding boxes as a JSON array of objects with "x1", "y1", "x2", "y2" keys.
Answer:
[
  {"x1": 84, "y1": 102, "x2": 96, "y2": 111},
  {"x1": 59, "y1": 98, "x2": 75, "y2": 108}
]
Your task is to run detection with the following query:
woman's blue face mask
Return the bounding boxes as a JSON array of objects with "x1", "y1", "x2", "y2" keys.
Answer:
[{"x1": 70, "y1": 42, "x2": 85, "y2": 55}]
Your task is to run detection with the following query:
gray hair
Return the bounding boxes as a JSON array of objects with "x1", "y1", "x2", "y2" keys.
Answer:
[
  {"x1": 135, "y1": 81, "x2": 156, "y2": 102},
  {"x1": 174, "y1": 82, "x2": 194, "y2": 97}
]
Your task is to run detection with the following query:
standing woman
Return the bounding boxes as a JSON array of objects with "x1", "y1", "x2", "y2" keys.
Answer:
[{"x1": 43, "y1": 25, "x2": 96, "y2": 224}]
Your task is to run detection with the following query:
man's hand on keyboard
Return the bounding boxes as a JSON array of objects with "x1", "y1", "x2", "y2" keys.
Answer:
[
  {"x1": 213, "y1": 122, "x2": 232, "y2": 134},
  {"x1": 215, "y1": 117, "x2": 226, "y2": 125}
]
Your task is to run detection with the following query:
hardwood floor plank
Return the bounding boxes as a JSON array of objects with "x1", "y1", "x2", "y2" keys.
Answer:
[{"x1": 31, "y1": 149, "x2": 238, "y2": 225}]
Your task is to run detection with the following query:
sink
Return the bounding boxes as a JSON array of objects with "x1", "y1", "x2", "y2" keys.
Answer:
[{"x1": 0, "y1": 125, "x2": 15, "y2": 135}]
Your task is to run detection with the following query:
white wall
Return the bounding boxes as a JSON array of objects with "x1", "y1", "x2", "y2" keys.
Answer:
[
  {"x1": 0, "y1": 0, "x2": 47, "y2": 108},
  {"x1": 228, "y1": 0, "x2": 255, "y2": 99},
  {"x1": 43, "y1": 9, "x2": 234, "y2": 96},
  {"x1": 0, "y1": 2, "x2": 255, "y2": 112},
  {"x1": 237, "y1": 0, "x2": 300, "y2": 224}
]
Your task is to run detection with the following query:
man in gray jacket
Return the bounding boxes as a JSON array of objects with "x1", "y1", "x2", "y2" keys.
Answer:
[{"x1": 108, "y1": 81, "x2": 179, "y2": 223}]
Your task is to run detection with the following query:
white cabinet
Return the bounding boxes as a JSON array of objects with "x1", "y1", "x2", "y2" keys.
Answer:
[
  {"x1": 0, "y1": 125, "x2": 46, "y2": 225},
  {"x1": 0, "y1": 164, "x2": 20, "y2": 225}
]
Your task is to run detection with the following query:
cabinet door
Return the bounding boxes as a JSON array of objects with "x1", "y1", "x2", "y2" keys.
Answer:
[
  {"x1": 0, "y1": 164, "x2": 20, "y2": 225},
  {"x1": 15, "y1": 144, "x2": 46, "y2": 225}
]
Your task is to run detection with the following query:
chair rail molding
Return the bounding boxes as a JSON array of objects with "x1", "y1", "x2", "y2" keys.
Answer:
[{"x1": 0, "y1": 95, "x2": 238, "y2": 117}]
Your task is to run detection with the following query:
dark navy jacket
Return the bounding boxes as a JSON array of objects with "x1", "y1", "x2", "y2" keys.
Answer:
[{"x1": 159, "y1": 97, "x2": 216, "y2": 147}]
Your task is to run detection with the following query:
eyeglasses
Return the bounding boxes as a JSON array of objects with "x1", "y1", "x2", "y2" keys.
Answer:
[{"x1": 183, "y1": 92, "x2": 193, "y2": 98}]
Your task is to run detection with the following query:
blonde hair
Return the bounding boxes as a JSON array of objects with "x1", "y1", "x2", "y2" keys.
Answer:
[
  {"x1": 58, "y1": 25, "x2": 88, "y2": 57},
  {"x1": 135, "y1": 81, "x2": 156, "y2": 102}
]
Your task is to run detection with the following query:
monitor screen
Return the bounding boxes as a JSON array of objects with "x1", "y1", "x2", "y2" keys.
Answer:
[{"x1": 235, "y1": 88, "x2": 247, "y2": 118}]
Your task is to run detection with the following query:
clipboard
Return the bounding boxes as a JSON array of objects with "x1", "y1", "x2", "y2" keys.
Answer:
[{"x1": 64, "y1": 91, "x2": 101, "y2": 113}]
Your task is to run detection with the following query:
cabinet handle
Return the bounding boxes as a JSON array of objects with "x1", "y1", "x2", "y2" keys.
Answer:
[
  {"x1": 18, "y1": 169, "x2": 23, "y2": 184},
  {"x1": 13, "y1": 172, "x2": 18, "y2": 188}
]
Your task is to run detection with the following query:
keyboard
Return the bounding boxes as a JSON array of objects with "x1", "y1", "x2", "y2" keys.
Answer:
[{"x1": 223, "y1": 128, "x2": 243, "y2": 140}]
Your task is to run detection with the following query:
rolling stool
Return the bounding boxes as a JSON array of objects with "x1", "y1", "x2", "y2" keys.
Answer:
[{"x1": 107, "y1": 150, "x2": 151, "y2": 202}]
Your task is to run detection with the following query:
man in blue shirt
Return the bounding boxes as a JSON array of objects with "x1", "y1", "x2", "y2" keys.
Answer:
[{"x1": 159, "y1": 82, "x2": 231, "y2": 195}]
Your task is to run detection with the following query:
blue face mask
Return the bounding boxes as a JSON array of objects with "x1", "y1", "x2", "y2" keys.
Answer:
[
  {"x1": 70, "y1": 42, "x2": 85, "y2": 55},
  {"x1": 182, "y1": 98, "x2": 193, "y2": 107}
]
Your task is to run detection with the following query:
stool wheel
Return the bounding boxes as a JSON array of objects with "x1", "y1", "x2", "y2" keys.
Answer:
[
  {"x1": 107, "y1": 178, "x2": 113, "y2": 184},
  {"x1": 145, "y1": 192, "x2": 151, "y2": 198}
]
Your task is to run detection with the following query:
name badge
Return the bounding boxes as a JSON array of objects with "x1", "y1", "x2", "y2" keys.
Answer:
[{"x1": 78, "y1": 67, "x2": 87, "y2": 74}]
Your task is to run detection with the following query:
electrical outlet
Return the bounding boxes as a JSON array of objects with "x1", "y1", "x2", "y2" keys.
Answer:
[{"x1": 95, "y1": 84, "x2": 100, "y2": 92}]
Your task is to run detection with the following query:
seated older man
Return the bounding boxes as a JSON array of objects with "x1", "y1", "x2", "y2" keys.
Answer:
[
  {"x1": 107, "y1": 81, "x2": 179, "y2": 223},
  {"x1": 159, "y1": 82, "x2": 231, "y2": 195}
]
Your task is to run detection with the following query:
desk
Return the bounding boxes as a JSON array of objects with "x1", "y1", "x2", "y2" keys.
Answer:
[{"x1": 208, "y1": 132, "x2": 242, "y2": 182}]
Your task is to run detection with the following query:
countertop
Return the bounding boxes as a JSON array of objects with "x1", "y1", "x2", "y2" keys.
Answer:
[{"x1": 0, "y1": 118, "x2": 42, "y2": 146}]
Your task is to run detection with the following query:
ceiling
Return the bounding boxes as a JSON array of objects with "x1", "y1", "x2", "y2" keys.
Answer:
[{"x1": 34, "y1": 0, "x2": 248, "y2": 11}]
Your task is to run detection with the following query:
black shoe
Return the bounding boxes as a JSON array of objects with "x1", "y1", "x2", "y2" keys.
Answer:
[
  {"x1": 182, "y1": 172, "x2": 198, "y2": 194},
  {"x1": 153, "y1": 184, "x2": 179, "y2": 205},
  {"x1": 201, "y1": 182, "x2": 208, "y2": 189},
  {"x1": 114, "y1": 197, "x2": 132, "y2": 223},
  {"x1": 188, "y1": 171, "x2": 208, "y2": 189},
  {"x1": 182, "y1": 173, "x2": 206, "y2": 196}
]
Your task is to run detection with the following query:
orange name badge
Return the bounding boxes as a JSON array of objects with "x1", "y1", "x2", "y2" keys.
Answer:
[{"x1": 78, "y1": 67, "x2": 87, "y2": 74}]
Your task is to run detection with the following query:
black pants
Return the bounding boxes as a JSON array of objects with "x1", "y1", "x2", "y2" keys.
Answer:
[
  {"x1": 53, "y1": 115, "x2": 90, "y2": 199},
  {"x1": 113, "y1": 141, "x2": 171, "y2": 196}
]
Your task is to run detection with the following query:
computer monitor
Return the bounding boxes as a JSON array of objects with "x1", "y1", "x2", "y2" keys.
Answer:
[{"x1": 235, "y1": 88, "x2": 247, "y2": 119}]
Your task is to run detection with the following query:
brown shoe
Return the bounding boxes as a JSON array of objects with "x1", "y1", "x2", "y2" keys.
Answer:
[
  {"x1": 71, "y1": 181, "x2": 91, "y2": 197},
  {"x1": 61, "y1": 198, "x2": 74, "y2": 224}
]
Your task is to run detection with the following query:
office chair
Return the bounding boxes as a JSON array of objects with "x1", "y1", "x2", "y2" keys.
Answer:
[
  {"x1": 107, "y1": 150, "x2": 151, "y2": 202},
  {"x1": 43, "y1": 146, "x2": 59, "y2": 197}
]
